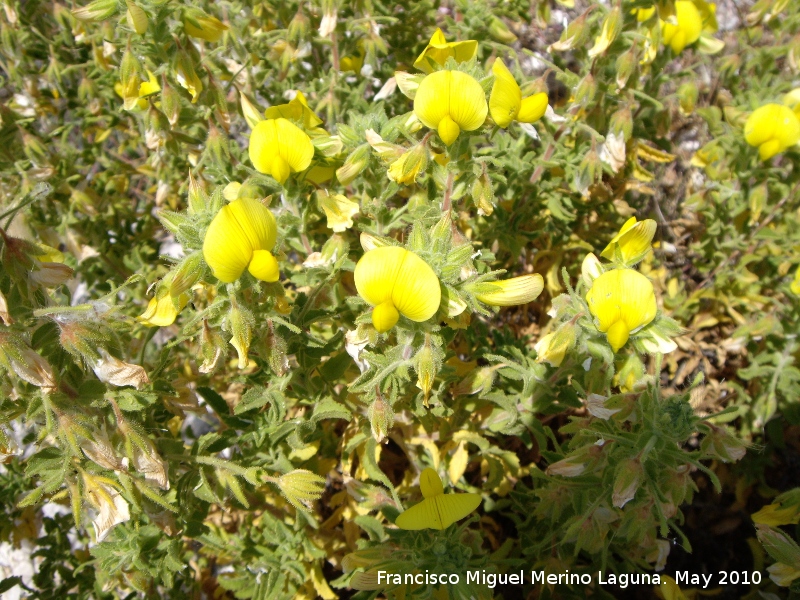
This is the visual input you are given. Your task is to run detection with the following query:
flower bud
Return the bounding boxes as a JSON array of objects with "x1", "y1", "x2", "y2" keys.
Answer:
[
  {"x1": 199, "y1": 320, "x2": 226, "y2": 374},
  {"x1": 549, "y1": 9, "x2": 592, "y2": 52},
  {"x1": 160, "y1": 78, "x2": 181, "y2": 127},
  {"x1": 186, "y1": 171, "x2": 208, "y2": 215},
  {"x1": 125, "y1": 1, "x2": 148, "y2": 35},
  {"x1": 287, "y1": 9, "x2": 309, "y2": 45},
  {"x1": 677, "y1": 82, "x2": 698, "y2": 115},
  {"x1": 183, "y1": 8, "x2": 228, "y2": 43},
  {"x1": 488, "y1": 16, "x2": 517, "y2": 44},
  {"x1": 272, "y1": 469, "x2": 326, "y2": 510},
  {"x1": 588, "y1": 5, "x2": 621, "y2": 58},
  {"x1": 228, "y1": 301, "x2": 254, "y2": 369},
  {"x1": 174, "y1": 49, "x2": 202, "y2": 103},
  {"x1": 239, "y1": 92, "x2": 264, "y2": 130},
  {"x1": 387, "y1": 143, "x2": 428, "y2": 185},
  {"x1": 609, "y1": 106, "x2": 633, "y2": 142},
  {"x1": 574, "y1": 73, "x2": 596, "y2": 107},
  {"x1": 615, "y1": 46, "x2": 636, "y2": 90},
  {"x1": 368, "y1": 396, "x2": 394, "y2": 443},
  {"x1": 612, "y1": 458, "x2": 643, "y2": 508},
  {"x1": 413, "y1": 337, "x2": 439, "y2": 400},
  {"x1": 756, "y1": 524, "x2": 800, "y2": 570},
  {"x1": 581, "y1": 252, "x2": 603, "y2": 286},
  {"x1": 92, "y1": 349, "x2": 150, "y2": 390},
  {"x1": 30, "y1": 261, "x2": 73, "y2": 287},
  {"x1": 0, "y1": 331, "x2": 56, "y2": 391},
  {"x1": 473, "y1": 274, "x2": 544, "y2": 307},
  {"x1": 71, "y1": 0, "x2": 117, "y2": 22},
  {"x1": 336, "y1": 144, "x2": 370, "y2": 185},
  {"x1": 700, "y1": 423, "x2": 747, "y2": 462},
  {"x1": 472, "y1": 170, "x2": 494, "y2": 216},
  {"x1": 535, "y1": 324, "x2": 576, "y2": 367}
]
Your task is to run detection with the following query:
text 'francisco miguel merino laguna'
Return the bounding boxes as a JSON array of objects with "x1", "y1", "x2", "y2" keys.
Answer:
[{"x1": 376, "y1": 570, "x2": 663, "y2": 589}]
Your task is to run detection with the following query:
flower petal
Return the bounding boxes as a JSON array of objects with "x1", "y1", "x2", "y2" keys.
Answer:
[
  {"x1": 448, "y1": 71, "x2": 488, "y2": 131},
  {"x1": 413, "y1": 70, "x2": 450, "y2": 129},
  {"x1": 517, "y1": 92, "x2": 549, "y2": 124},
  {"x1": 391, "y1": 250, "x2": 441, "y2": 322},
  {"x1": 275, "y1": 117, "x2": 315, "y2": 173},
  {"x1": 489, "y1": 59, "x2": 521, "y2": 128},
  {"x1": 475, "y1": 274, "x2": 544, "y2": 306},
  {"x1": 354, "y1": 246, "x2": 406, "y2": 307},
  {"x1": 227, "y1": 197, "x2": 277, "y2": 255},
  {"x1": 249, "y1": 119, "x2": 280, "y2": 176},
  {"x1": 248, "y1": 249, "x2": 279, "y2": 282},
  {"x1": 420, "y1": 467, "x2": 444, "y2": 498}
]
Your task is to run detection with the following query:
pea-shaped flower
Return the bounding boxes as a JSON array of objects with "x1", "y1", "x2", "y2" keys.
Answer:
[
  {"x1": 354, "y1": 247, "x2": 441, "y2": 333},
  {"x1": 586, "y1": 269, "x2": 657, "y2": 352},
  {"x1": 489, "y1": 59, "x2": 548, "y2": 128},
  {"x1": 203, "y1": 198, "x2": 279, "y2": 283},
  {"x1": 661, "y1": 1, "x2": 703, "y2": 54},
  {"x1": 600, "y1": 217, "x2": 657, "y2": 266},
  {"x1": 744, "y1": 104, "x2": 800, "y2": 161},
  {"x1": 413, "y1": 28, "x2": 478, "y2": 74},
  {"x1": 413, "y1": 70, "x2": 488, "y2": 146},
  {"x1": 248, "y1": 118, "x2": 314, "y2": 184}
]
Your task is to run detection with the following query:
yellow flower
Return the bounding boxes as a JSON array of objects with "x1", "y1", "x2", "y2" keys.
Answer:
[
  {"x1": 661, "y1": 1, "x2": 703, "y2": 54},
  {"x1": 395, "y1": 468, "x2": 481, "y2": 530},
  {"x1": 586, "y1": 269, "x2": 657, "y2": 352},
  {"x1": 263, "y1": 92, "x2": 326, "y2": 136},
  {"x1": 248, "y1": 118, "x2": 314, "y2": 184},
  {"x1": 114, "y1": 70, "x2": 160, "y2": 111},
  {"x1": 317, "y1": 190, "x2": 359, "y2": 232},
  {"x1": 413, "y1": 28, "x2": 478, "y2": 74},
  {"x1": 489, "y1": 59, "x2": 548, "y2": 129},
  {"x1": 634, "y1": 6, "x2": 657, "y2": 21},
  {"x1": 474, "y1": 274, "x2": 544, "y2": 306},
  {"x1": 202, "y1": 198, "x2": 279, "y2": 283},
  {"x1": 138, "y1": 292, "x2": 188, "y2": 327},
  {"x1": 413, "y1": 70, "x2": 488, "y2": 146},
  {"x1": 744, "y1": 104, "x2": 800, "y2": 161},
  {"x1": 340, "y1": 51, "x2": 364, "y2": 74},
  {"x1": 354, "y1": 246, "x2": 441, "y2": 333},
  {"x1": 600, "y1": 216, "x2": 657, "y2": 266},
  {"x1": 183, "y1": 8, "x2": 228, "y2": 43}
]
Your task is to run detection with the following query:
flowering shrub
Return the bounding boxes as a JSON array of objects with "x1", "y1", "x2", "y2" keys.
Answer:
[{"x1": 1, "y1": 0, "x2": 800, "y2": 598}]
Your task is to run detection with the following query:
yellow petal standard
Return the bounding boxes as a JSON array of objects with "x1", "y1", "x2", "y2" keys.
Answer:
[
  {"x1": 414, "y1": 71, "x2": 488, "y2": 146},
  {"x1": 661, "y1": 1, "x2": 703, "y2": 54},
  {"x1": 586, "y1": 269, "x2": 657, "y2": 352},
  {"x1": 354, "y1": 247, "x2": 441, "y2": 333},
  {"x1": 203, "y1": 198, "x2": 279, "y2": 283},
  {"x1": 489, "y1": 59, "x2": 548, "y2": 128},
  {"x1": 744, "y1": 104, "x2": 800, "y2": 161},
  {"x1": 395, "y1": 468, "x2": 481, "y2": 530},
  {"x1": 264, "y1": 92, "x2": 326, "y2": 136},
  {"x1": 248, "y1": 118, "x2": 314, "y2": 184},
  {"x1": 600, "y1": 217, "x2": 657, "y2": 266},
  {"x1": 475, "y1": 274, "x2": 544, "y2": 306},
  {"x1": 413, "y1": 28, "x2": 478, "y2": 74}
]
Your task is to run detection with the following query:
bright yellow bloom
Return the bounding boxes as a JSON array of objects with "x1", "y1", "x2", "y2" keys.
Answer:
[
  {"x1": 489, "y1": 59, "x2": 548, "y2": 129},
  {"x1": 183, "y1": 8, "x2": 228, "y2": 43},
  {"x1": 586, "y1": 269, "x2": 657, "y2": 352},
  {"x1": 248, "y1": 118, "x2": 314, "y2": 184},
  {"x1": 203, "y1": 198, "x2": 279, "y2": 283},
  {"x1": 395, "y1": 468, "x2": 481, "y2": 530},
  {"x1": 475, "y1": 274, "x2": 544, "y2": 306},
  {"x1": 414, "y1": 70, "x2": 487, "y2": 146},
  {"x1": 634, "y1": 6, "x2": 656, "y2": 21},
  {"x1": 661, "y1": 1, "x2": 703, "y2": 54},
  {"x1": 138, "y1": 292, "x2": 188, "y2": 327},
  {"x1": 744, "y1": 104, "x2": 800, "y2": 161},
  {"x1": 413, "y1": 28, "x2": 478, "y2": 74},
  {"x1": 354, "y1": 247, "x2": 441, "y2": 333},
  {"x1": 600, "y1": 216, "x2": 657, "y2": 266}
]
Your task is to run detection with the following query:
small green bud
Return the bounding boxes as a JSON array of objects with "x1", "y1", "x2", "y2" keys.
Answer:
[
  {"x1": 612, "y1": 458, "x2": 643, "y2": 508},
  {"x1": 368, "y1": 395, "x2": 394, "y2": 443},
  {"x1": 549, "y1": 8, "x2": 592, "y2": 52},
  {"x1": 272, "y1": 469, "x2": 326, "y2": 510},
  {"x1": 677, "y1": 82, "x2": 698, "y2": 115},
  {"x1": 228, "y1": 300, "x2": 254, "y2": 369},
  {"x1": 609, "y1": 106, "x2": 633, "y2": 141},
  {"x1": 472, "y1": 170, "x2": 494, "y2": 216},
  {"x1": 756, "y1": 524, "x2": 800, "y2": 568},
  {"x1": 160, "y1": 78, "x2": 181, "y2": 127},
  {"x1": 287, "y1": 9, "x2": 309, "y2": 45},
  {"x1": 615, "y1": 46, "x2": 636, "y2": 90},
  {"x1": 125, "y1": 0, "x2": 148, "y2": 35},
  {"x1": 199, "y1": 320, "x2": 226, "y2": 374},
  {"x1": 574, "y1": 73, "x2": 596, "y2": 107},
  {"x1": 488, "y1": 16, "x2": 517, "y2": 44},
  {"x1": 239, "y1": 92, "x2": 264, "y2": 130},
  {"x1": 336, "y1": 144, "x2": 370, "y2": 185},
  {"x1": 170, "y1": 252, "x2": 204, "y2": 297},
  {"x1": 187, "y1": 171, "x2": 208, "y2": 214},
  {"x1": 71, "y1": 0, "x2": 117, "y2": 22}
]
